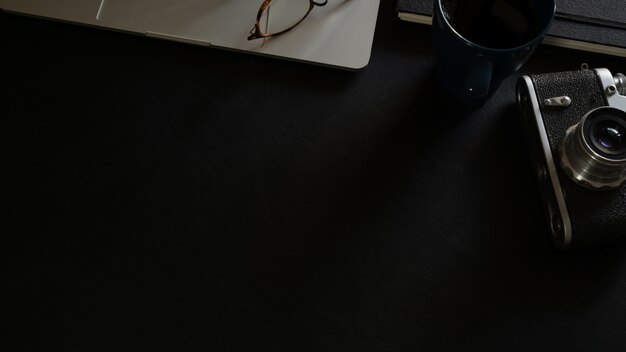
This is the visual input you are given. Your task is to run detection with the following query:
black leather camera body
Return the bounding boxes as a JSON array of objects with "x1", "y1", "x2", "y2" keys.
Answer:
[{"x1": 516, "y1": 67, "x2": 626, "y2": 249}]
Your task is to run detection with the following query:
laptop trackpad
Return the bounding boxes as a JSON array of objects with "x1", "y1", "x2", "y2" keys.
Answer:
[
  {"x1": 0, "y1": 0, "x2": 103, "y2": 23},
  {"x1": 95, "y1": 0, "x2": 261, "y2": 45}
]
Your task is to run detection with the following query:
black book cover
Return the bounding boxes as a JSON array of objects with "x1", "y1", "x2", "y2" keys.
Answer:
[
  {"x1": 559, "y1": 0, "x2": 626, "y2": 29},
  {"x1": 397, "y1": 0, "x2": 434, "y2": 17},
  {"x1": 396, "y1": 0, "x2": 626, "y2": 56}
]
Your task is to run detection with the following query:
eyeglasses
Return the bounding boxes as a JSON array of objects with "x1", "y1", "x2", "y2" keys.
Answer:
[{"x1": 248, "y1": 0, "x2": 328, "y2": 41}]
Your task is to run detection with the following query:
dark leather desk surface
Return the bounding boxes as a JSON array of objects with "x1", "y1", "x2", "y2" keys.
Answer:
[{"x1": 4, "y1": 2, "x2": 626, "y2": 351}]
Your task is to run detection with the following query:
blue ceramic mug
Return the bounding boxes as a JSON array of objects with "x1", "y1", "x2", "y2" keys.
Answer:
[{"x1": 433, "y1": 0, "x2": 556, "y2": 105}]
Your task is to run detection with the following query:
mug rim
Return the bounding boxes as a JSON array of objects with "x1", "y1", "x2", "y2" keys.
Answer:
[{"x1": 436, "y1": 0, "x2": 557, "y2": 53}]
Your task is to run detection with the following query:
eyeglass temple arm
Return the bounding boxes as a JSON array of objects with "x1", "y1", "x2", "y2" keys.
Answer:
[{"x1": 247, "y1": 0, "x2": 329, "y2": 41}]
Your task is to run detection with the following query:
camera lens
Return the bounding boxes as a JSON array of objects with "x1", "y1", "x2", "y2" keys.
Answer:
[
  {"x1": 585, "y1": 109, "x2": 626, "y2": 159},
  {"x1": 593, "y1": 120, "x2": 625, "y2": 155},
  {"x1": 560, "y1": 106, "x2": 626, "y2": 190}
]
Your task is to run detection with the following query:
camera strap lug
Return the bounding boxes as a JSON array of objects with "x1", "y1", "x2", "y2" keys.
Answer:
[{"x1": 543, "y1": 96, "x2": 572, "y2": 107}]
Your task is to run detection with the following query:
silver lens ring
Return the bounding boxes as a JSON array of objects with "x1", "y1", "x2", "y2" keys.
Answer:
[
  {"x1": 614, "y1": 73, "x2": 626, "y2": 96},
  {"x1": 560, "y1": 106, "x2": 626, "y2": 190}
]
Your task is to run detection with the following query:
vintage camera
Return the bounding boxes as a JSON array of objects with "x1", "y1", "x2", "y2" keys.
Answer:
[{"x1": 516, "y1": 67, "x2": 626, "y2": 249}]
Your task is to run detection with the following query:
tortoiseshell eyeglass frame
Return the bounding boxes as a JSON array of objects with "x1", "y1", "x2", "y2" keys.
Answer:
[{"x1": 248, "y1": 0, "x2": 328, "y2": 41}]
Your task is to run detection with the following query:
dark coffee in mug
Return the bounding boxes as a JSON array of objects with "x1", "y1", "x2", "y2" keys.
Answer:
[{"x1": 442, "y1": 0, "x2": 540, "y2": 48}]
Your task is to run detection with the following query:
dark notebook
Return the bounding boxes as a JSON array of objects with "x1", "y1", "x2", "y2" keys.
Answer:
[
  {"x1": 559, "y1": 0, "x2": 626, "y2": 29},
  {"x1": 396, "y1": 0, "x2": 626, "y2": 57}
]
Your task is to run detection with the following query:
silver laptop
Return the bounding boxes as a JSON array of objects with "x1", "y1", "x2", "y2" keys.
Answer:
[{"x1": 0, "y1": 0, "x2": 380, "y2": 70}]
